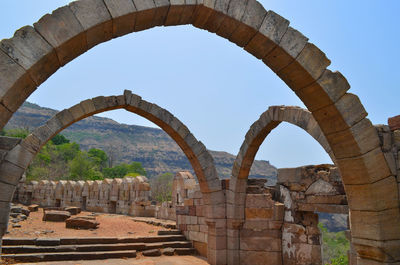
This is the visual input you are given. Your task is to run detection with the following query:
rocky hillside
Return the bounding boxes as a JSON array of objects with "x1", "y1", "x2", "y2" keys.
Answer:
[{"x1": 6, "y1": 102, "x2": 277, "y2": 181}]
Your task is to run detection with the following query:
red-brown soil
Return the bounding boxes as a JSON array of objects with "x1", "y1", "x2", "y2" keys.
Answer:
[{"x1": 6, "y1": 210, "x2": 168, "y2": 239}]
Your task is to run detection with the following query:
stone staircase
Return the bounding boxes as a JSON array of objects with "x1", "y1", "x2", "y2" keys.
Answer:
[{"x1": 1, "y1": 230, "x2": 196, "y2": 263}]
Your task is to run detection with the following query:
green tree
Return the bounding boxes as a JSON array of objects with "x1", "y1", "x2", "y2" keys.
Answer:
[
  {"x1": 102, "y1": 162, "x2": 146, "y2": 179},
  {"x1": 88, "y1": 148, "x2": 108, "y2": 170},
  {"x1": 57, "y1": 142, "x2": 80, "y2": 161},
  {"x1": 150, "y1": 172, "x2": 173, "y2": 202},
  {"x1": 51, "y1": 134, "x2": 70, "y2": 145},
  {"x1": 319, "y1": 223, "x2": 349, "y2": 265},
  {"x1": 5, "y1": 128, "x2": 29, "y2": 138},
  {"x1": 69, "y1": 151, "x2": 103, "y2": 180}
]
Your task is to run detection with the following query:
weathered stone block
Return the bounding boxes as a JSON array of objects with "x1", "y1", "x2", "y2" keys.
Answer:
[
  {"x1": 69, "y1": 0, "x2": 112, "y2": 48},
  {"x1": 350, "y1": 208, "x2": 400, "y2": 241},
  {"x1": 165, "y1": 0, "x2": 185, "y2": 26},
  {"x1": 0, "y1": 50, "x2": 36, "y2": 113},
  {"x1": 336, "y1": 146, "x2": 392, "y2": 185},
  {"x1": 240, "y1": 250, "x2": 282, "y2": 265},
  {"x1": 277, "y1": 167, "x2": 302, "y2": 184},
  {"x1": 263, "y1": 27, "x2": 308, "y2": 73},
  {"x1": 229, "y1": 0, "x2": 266, "y2": 48},
  {"x1": 32, "y1": 124, "x2": 53, "y2": 146},
  {"x1": 313, "y1": 93, "x2": 367, "y2": 136},
  {"x1": 79, "y1": 99, "x2": 96, "y2": 114},
  {"x1": 277, "y1": 43, "x2": 330, "y2": 91},
  {"x1": 152, "y1": 0, "x2": 170, "y2": 26},
  {"x1": 34, "y1": 6, "x2": 87, "y2": 65},
  {"x1": 326, "y1": 118, "x2": 379, "y2": 159},
  {"x1": 296, "y1": 69, "x2": 350, "y2": 112},
  {"x1": 240, "y1": 236, "x2": 281, "y2": 251},
  {"x1": 352, "y1": 237, "x2": 400, "y2": 262},
  {"x1": 345, "y1": 176, "x2": 398, "y2": 212},
  {"x1": 179, "y1": 0, "x2": 197, "y2": 25},
  {"x1": 245, "y1": 11, "x2": 289, "y2": 59},
  {"x1": 0, "y1": 26, "x2": 60, "y2": 86},
  {"x1": 215, "y1": 0, "x2": 247, "y2": 39},
  {"x1": 132, "y1": 0, "x2": 156, "y2": 31},
  {"x1": 55, "y1": 109, "x2": 74, "y2": 128},
  {"x1": 103, "y1": 0, "x2": 137, "y2": 37},
  {"x1": 5, "y1": 144, "x2": 35, "y2": 169}
]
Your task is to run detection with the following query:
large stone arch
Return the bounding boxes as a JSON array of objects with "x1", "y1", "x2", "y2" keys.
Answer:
[
  {"x1": 228, "y1": 105, "x2": 399, "y2": 263},
  {"x1": 0, "y1": 0, "x2": 398, "y2": 263}
]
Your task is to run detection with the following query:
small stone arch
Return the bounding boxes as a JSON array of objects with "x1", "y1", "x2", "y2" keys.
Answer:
[
  {"x1": 0, "y1": 90, "x2": 220, "y2": 201},
  {"x1": 228, "y1": 106, "x2": 334, "y2": 221}
]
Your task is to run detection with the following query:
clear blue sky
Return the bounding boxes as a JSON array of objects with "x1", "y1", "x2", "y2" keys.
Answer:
[{"x1": 1, "y1": 1, "x2": 399, "y2": 168}]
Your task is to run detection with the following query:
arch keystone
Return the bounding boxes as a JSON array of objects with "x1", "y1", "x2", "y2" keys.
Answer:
[
  {"x1": 132, "y1": 0, "x2": 157, "y2": 31},
  {"x1": 103, "y1": 0, "x2": 137, "y2": 37},
  {"x1": 69, "y1": 0, "x2": 113, "y2": 48},
  {"x1": 153, "y1": 0, "x2": 170, "y2": 27}
]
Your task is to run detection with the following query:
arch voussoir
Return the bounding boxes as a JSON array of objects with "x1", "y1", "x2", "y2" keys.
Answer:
[
  {"x1": 103, "y1": 0, "x2": 137, "y2": 37},
  {"x1": 34, "y1": 6, "x2": 88, "y2": 66},
  {"x1": 132, "y1": 0, "x2": 157, "y2": 31},
  {"x1": 263, "y1": 26, "x2": 308, "y2": 72},
  {"x1": 69, "y1": 0, "x2": 113, "y2": 49},
  {"x1": 228, "y1": 0, "x2": 267, "y2": 48},
  {"x1": 0, "y1": 26, "x2": 60, "y2": 86},
  {"x1": 277, "y1": 42, "x2": 331, "y2": 90},
  {"x1": 0, "y1": 50, "x2": 36, "y2": 114}
]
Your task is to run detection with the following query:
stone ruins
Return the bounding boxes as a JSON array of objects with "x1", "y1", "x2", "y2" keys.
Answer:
[
  {"x1": 0, "y1": 0, "x2": 399, "y2": 264},
  {"x1": 13, "y1": 166, "x2": 349, "y2": 265},
  {"x1": 15, "y1": 176, "x2": 154, "y2": 216}
]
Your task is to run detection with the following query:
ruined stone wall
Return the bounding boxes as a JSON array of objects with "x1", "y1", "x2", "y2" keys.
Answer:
[
  {"x1": 238, "y1": 179, "x2": 284, "y2": 265},
  {"x1": 173, "y1": 171, "x2": 208, "y2": 257},
  {"x1": 15, "y1": 176, "x2": 154, "y2": 216},
  {"x1": 277, "y1": 165, "x2": 348, "y2": 265}
]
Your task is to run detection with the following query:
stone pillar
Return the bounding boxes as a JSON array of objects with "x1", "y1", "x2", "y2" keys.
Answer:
[
  {"x1": 0, "y1": 201, "x2": 11, "y2": 255},
  {"x1": 226, "y1": 219, "x2": 243, "y2": 265},
  {"x1": 203, "y1": 188, "x2": 227, "y2": 265},
  {"x1": 206, "y1": 217, "x2": 227, "y2": 265}
]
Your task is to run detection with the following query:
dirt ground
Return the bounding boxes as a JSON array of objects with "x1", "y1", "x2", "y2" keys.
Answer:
[{"x1": 6, "y1": 210, "x2": 168, "y2": 239}]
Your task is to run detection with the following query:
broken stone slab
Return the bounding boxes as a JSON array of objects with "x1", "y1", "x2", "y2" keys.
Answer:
[
  {"x1": 28, "y1": 204, "x2": 39, "y2": 212},
  {"x1": 64, "y1": 206, "x2": 81, "y2": 215},
  {"x1": 162, "y1": 247, "x2": 175, "y2": 256},
  {"x1": 65, "y1": 217, "x2": 99, "y2": 229},
  {"x1": 143, "y1": 248, "x2": 161, "y2": 256},
  {"x1": 10, "y1": 206, "x2": 22, "y2": 213},
  {"x1": 42, "y1": 210, "x2": 71, "y2": 222}
]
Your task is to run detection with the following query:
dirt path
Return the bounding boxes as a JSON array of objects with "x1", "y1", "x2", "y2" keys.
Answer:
[{"x1": 6, "y1": 210, "x2": 168, "y2": 239}]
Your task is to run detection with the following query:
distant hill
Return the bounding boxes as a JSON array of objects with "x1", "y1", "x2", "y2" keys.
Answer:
[{"x1": 6, "y1": 102, "x2": 277, "y2": 182}]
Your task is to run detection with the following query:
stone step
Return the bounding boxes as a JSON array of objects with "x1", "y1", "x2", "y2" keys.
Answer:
[
  {"x1": 2, "y1": 235, "x2": 186, "y2": 246},
  {"x1": 157, "y1": 230, "x2": 181, "y2": 235},
  {"x1": 2, "y1": 241, "x2": 192, "y2": 254},
  {"x1": 1, "y1": 249, "x2": 137, "y2": 262},
  {"x1": 175, "y1": 247, "x2": 197, "y2": 255}
]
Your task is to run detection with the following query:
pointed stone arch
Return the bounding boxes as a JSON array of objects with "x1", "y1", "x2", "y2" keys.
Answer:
[{"x1": 0, "y1": 0, "x2": 398, "y2": 263}]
